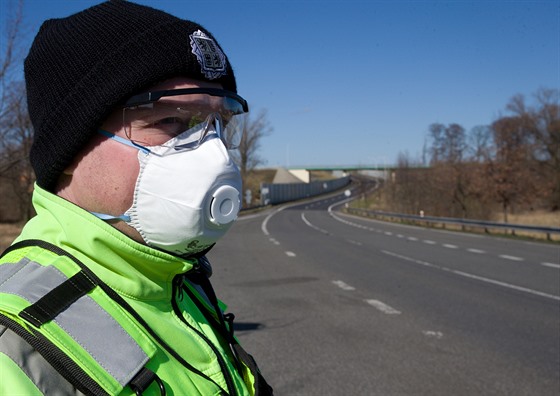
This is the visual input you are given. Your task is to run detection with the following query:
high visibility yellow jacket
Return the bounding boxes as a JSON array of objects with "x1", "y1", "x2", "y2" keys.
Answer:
[{"x1": 0, "y1": 185, "x2": 272, "y2": 396}]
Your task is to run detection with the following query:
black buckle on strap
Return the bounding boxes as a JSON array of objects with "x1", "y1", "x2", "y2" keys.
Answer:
[{"x1": 130, "y1": 367, "x2": 166, "y2": 396}]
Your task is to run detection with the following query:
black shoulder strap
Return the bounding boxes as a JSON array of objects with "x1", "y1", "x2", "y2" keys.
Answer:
[
  {"x1": 0, "y1": 313, "x2": 108, "y2": 396},
  {"x1": 1, "y1": 240, "x2": 107, "y2": 395},
  {"x1": 1, "y1": 240, "x2": 163, "y2": 396}
]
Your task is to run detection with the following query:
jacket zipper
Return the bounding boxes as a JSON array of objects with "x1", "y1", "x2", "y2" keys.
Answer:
[{"x1": 171, "y1": 276, "x2": 238, "y2": 396}]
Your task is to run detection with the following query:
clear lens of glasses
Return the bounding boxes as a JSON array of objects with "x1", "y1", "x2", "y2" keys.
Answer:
[{"x1": 122, "y1": 93, "x2": 245, "y2": 151}]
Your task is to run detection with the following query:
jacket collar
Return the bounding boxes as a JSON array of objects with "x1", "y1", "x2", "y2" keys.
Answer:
[{"x1": 18, "y1": 185, "x2": 195, "y2": 300}]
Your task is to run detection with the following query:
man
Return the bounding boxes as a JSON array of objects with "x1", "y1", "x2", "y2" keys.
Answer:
[{"x1": 0, "y1": 1, "x2": 272, "y2": 395}]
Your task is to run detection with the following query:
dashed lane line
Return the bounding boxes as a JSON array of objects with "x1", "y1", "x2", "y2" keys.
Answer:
[
  {"x1": 285, "y1": 251, "x2": 296, "y2": 257},
  {"x1": 325, "y1": 213, "x2": 547, "y2": 267},
  {"x1": 422, "y1": 330, "x2": 444, "y2": 339},
  {"x1": 332, "y1": 280, "x2": 356, "y2": 291},
  {"x1": 331, "y1": 281, "x2": 403, "y2": 316},
  {"x1": 542, "y1": 262, "x2": 560, "y2": 269},
  {"x1": 382, "y1": 250, "x2": 560, "y2": 301},
  {"x1": 272, "y1": 199, "x2": 550, "y2": 274},
  {"x1": 365, "y1": 299, "x2": 402, "y2": 315},
  {"x1": 499, "y1": 255, "x2": 524, "y2": 262}
]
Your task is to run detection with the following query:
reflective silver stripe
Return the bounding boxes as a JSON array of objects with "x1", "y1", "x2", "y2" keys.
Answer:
[
  {"x1": 0, "y1": 325, "x2": 82, "y2": 395},
  {"x1": 0, "y1": 259, "x2": 65, "y2": 303},
  {"x1": 0, "y1": 259, "x2": 149, "y2": 387}
]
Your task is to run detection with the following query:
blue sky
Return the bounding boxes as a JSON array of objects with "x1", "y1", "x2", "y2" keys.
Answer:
[{"x1": 5, "y1": 0, "x2": 560, "y2": 168}]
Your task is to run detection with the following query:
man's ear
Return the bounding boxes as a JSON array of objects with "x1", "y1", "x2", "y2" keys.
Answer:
[
  {"x1": 55, "y1": 162, "x2": 76, "y2": 194},
  {"x1": 62, "y1": 160, "x2": 78, "y2": 175}
]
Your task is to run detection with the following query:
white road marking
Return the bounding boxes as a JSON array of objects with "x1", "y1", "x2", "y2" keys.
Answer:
[
  {"x1": 385, "y1": 232, "x2": 393, "y2": 236},
  {"x1": 285, "y1": 251, "x2": 296, "y2": 257},
  {"x1": 381, "y1": 250, "x2": 560, "y2": 301},
  {"x1": 407, "y1": 237, "x2": 418, "y2": 241},
  {"x1": 332, "y1": 280, "x2": 356, "y2": 291},
  {"x1": 262, "y1": 205, "x2": 289, "y2": 236},
  {"x1": 499, "y1": 255, "x2": 524, "y2": 262},
  {"x1": 347, "y1": 239, "x2": 363, "y2": 246},
  {"x1": 365, "y1": 299, "x2": 402, "y2": 315},
  {"x1": 467, "y1": 248, "x2": 485, "y2": 254},
  {"x1": 423, "y1": 240, "x2": 436, "y2": 245},
  {"x1": 269, "y1": 238, "x2": 280, "y2": 245},
  {"x1": 422, "y1": 330, "x2": 444, "y2": 339},
  {"x1": 542, "y1": 262, "x2": 560, "y2": 269},
  {"x1": 443, "y1": 244, "x2": 458, "y2": 249},
  {"x1": 238, "y1": 212, "x2": 266, "y2": 221},
  {"x1": 301, "y1": 212, "x2": 329, "y2": 234}
]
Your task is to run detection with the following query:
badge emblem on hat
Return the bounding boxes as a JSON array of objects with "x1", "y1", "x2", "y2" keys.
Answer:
[{"x1": 190, "y1": 30, "x2": 227, "y2": 80}]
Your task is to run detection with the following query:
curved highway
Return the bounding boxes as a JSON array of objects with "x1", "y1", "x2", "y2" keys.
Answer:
[{"x1": 208, "y1": 186, "x2": 560, "y2": 395}]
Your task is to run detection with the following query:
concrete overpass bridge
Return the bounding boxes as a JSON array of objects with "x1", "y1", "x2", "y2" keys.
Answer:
[
  {"x1": 274, "y1": 165, "x2": 395, "y2": 184},
  {"x1": 295, "y1": 165, "x2": 396, "y2": 172}
]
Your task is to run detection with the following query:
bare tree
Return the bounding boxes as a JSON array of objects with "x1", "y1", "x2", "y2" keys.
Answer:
[
  {"x1": 506, "y1": 88, "x2": 559, "y2": 210},
  {"x1": 379, "y1": 88, "x2": 556, "y2": 222},
  {"x1": 533, "y1": 89, "x2": 560, "y2": 210},
  {"x1": 427, "y1": 123, "x2": 467, "y2": 164},
  {"x1": 467, "y1": 125, "x2": 492, "y2": 163},
  {"x1": 0, "y1": 81, "x2": 34, "y2": 220},
  {"x1": 389, "y1": 151, "x2": 432, "y2": 215},
  {"x1": 1, "y1": 0, "x2": 24, "y2": 115},
  {"x1": 486, "y1": 115, "x2": 539, "y2": 222},
  {"x1": 232, "y1": 109, "x2": 273, "y2": 180},
  {"x1": 0, "y1": 0, "x2": 34, "y2": 222},
  {"x1": 426, "y1": 123, "x2": 476, "y2": 217}
]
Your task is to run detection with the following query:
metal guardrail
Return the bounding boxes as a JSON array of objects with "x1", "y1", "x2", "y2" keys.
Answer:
[{"x1": 345, "y1": 208, "x2": 560, "y2": 240}]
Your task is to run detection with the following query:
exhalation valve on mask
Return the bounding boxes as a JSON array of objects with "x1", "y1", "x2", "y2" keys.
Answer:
[{"x1": 209, "y1": 185, "x2": 240, "y2": 226}]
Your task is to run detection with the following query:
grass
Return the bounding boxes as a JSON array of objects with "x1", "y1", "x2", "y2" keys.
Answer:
[{"x1": 500, "y1": 210, "x2": 559, "y2": 228}]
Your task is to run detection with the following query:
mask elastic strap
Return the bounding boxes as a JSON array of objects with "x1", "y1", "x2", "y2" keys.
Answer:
[
  {"x1": 98, "y1": 129, "x2": 151, "y2": 155},
  {"x1": 90, "y1": 211, "x2": 131, "y2": 222}
]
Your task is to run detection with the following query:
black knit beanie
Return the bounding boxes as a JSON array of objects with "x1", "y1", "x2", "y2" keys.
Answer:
[{"x1": 25, "y1": 0, "x2": 237, "y2": 191}]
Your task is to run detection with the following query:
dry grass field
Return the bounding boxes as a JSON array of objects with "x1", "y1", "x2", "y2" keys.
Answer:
[
  {"x1": 0, "y1": 223, "x2": 22, "y2": 252},
  {"x1": 503, "y1": 210, "x2": 559, "y2": 228},
  {"x1": 496, "y1": 210, "x2": 560, "y2": 241}
]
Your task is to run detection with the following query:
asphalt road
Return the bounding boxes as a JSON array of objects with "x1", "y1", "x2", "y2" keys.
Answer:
[{"x1": 207, "y1": 190, "x2": 560, "y2": 396}]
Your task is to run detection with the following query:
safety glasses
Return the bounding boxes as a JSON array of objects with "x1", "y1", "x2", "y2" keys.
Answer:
[{"x1": 120, "y1": 88, "x2": 248, "y2": 152}]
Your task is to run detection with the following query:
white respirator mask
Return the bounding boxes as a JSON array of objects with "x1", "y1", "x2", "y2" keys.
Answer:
[{"x1": 95, "y1": 116, "x2": 242, "y2": 257}]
